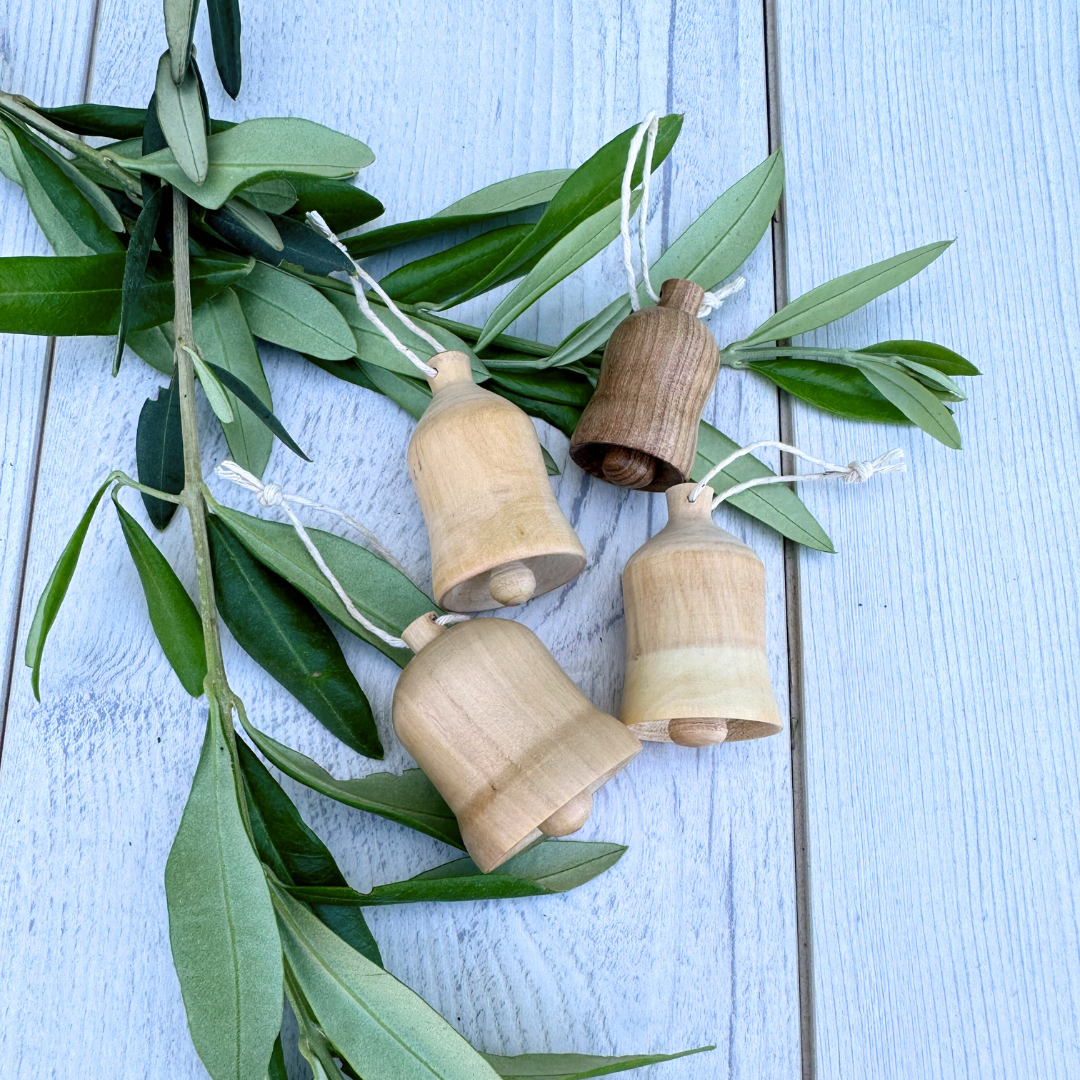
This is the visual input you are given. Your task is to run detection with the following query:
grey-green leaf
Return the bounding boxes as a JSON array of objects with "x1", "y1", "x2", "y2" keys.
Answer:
[
  {"x1": 120, "y1": 117, "x2": 374, "y2": 209},
  {"x1": 854, "y1": 359, "x2": 963, "y2": 448},
  {"x1": 154, "y1": 50, "x2": 208, "y2": 184},
  {"x1": 205, "y1": 361, "x2": 309, "y2": 461},
  {"x1": 219, "y1": 198, "x2": 284, "y2": 250},
  {"x1": 114, "y1": 496, "x2": 206, "y2": 696},
  {"x1": 235, "y1": 710, "x2": 462, "y2": 848},
  {"x1": 188, "y1": 345, "x2": 235, "y2": 423},
  {"x1": 482, "y1": 1046, "x2": 713, "y2": 1079},
  {"x1": 193, "y1": 289, "x2": 274, "y2": 476},
  {"x1": 208, "y1": 516, "x2": 383, "y2": 758},
  {"x1": 113, "y1": 184, "x2": 166, "y2": 374},
  {"x1": 236, "y1": 262, "x2": 355, "y2": 360},
  {"x1": 692, "y1": 423, "x2": 835, "y2": 552},
  {"x1": 234, "y1": 179, "x2": 295, "y2": 214},
  {"x1": 23, "y1": 479, "x2": 109, "y2": 699},
  {"x1": 165, "y1": 700, "x2": 283, "y2": 1080},
  {"x1": 164, "y1": 0, "x2": 200, "y2": 82},
  {"x1": 272, "y1": 884, "x2": 501, "y2": 1080},
  {"x1": 740, "y1": 241, "x2": 953, "y2": 346},
  {"x1": 862, "y1": 338, "x2": 979, "y2": 376}
]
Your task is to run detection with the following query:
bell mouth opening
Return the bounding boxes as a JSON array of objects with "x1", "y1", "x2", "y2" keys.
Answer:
[
  {"x1": 569, "y1": 440, "x2": 685, "y2": 492},
  {"x1": 437, "y1": 550, "x2": 586, "y2": 613}
]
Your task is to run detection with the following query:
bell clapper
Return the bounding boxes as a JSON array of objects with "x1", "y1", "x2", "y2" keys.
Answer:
[
  {"x1": 668, "y1": 718, "x2": 729, "y2": 748},
  {"x1": 488, "y1": 561, "x2": 537, "y2": 606},
  {"x1": 601, "y1": 446, "x2": 656, "y2": 489},
  {"x1": 538, "y1": 789, "x2": 594, "y2": 837}
]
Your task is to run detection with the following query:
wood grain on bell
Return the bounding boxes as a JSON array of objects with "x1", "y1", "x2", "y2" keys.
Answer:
[
  {"x1": 393, "y1": 614, "x2": 641, "y2": 873},
  {"x1": 569, "y1": 278, "x2": 719, "y2": 491},
  {"x1": 620, "y1": 482, "x2": 783, "y2": 744},
  {"x1": 408, "y1": 351, "x2": 586, "y2": 611}
]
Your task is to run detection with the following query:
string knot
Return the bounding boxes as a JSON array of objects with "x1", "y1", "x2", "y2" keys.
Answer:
[
  {"x1": 257, "y1": 482, "x2": 283, "y2": 507},
  {"x1": 698, "y1": 277, "x2": 746, "y2": 319},
  {"x1": 841, "y1": 448, "x2": 906, "y2": 483}
]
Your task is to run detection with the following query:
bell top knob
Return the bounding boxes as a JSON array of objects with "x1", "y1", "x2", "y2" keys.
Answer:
[
  {"x1": 665, "y1": 481, "x2": 716, "y2": 522},
  {"x1": 401, "y1": 612, "x2": 447, "y2": 653},
  {"x1": 658, "y1": 278, "x2": 706, "y2": 315},
  {"x1": 425, "y1": 350, "x2": 475, "y2": 391}
]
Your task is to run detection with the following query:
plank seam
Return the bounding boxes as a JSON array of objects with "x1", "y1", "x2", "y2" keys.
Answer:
[{"x1": 763, "y1": 0, "x2": 817, "y2": 1077}]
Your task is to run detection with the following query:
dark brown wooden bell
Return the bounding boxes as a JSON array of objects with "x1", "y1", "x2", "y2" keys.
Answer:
[{"x1": 569, "y1": 279, "x2": 720, "y2": 491}]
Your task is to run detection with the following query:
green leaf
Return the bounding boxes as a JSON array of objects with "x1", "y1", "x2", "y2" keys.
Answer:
[
  {"x1": 749, "y1": 359, "x2": 908, "y2": 424},
  {"x1": 121, "y1": 117, "x2": 375, "y2": 209},
  {"x1": 380, "y1": 224, "x2": 533, "y2": 306},
  {"x1": 23, "y1": 480, "x2": 109, "y2": 699},
  {"x1": 266, "y1": 1037, "x2": 288, "y2": 1080},
  {"x1": 853, "y1": 359, "x2": 962, "y2": 448},
  {"x1": 235, "y1": 711, "x2": 463, "y2": 848},
  {"x1": 482, "y1": 1046, "x2": 713, "y2": 1079},
  {"x1": 0, "y1": 251, "x2": 253, "y2": 336},
  {"x1": 862, "y1": 338, "x2": 979, "y2": 376},
  {"x1": 205, "y1": 361, "x2": 310, "y2": 461},
  {"x1": 292, "y1": 841, "x2": 626, "y2": 907},
  {"x1": 474, "y1": 194, "x2": 636, "y2": 347},
  {"x1": 543, "y1": 150, "x2": 784, "y2": 367},
  {"x1": 691, "y1": 423, "x2": 835, "y2": 552},
  {"x1": 0, "y1": 124, "x2": 18, "y2": 183},
  {"x1": 192, "y1": 290, "x2": 274, "y2": 476},
  {"x1": 210, "y1": 503, "x2": 434, "y2": 666},
  {"x1": 208, "y1": 517, "x2": 382, "y2": 758},
  {"x1": 154, "y1": 50, "x2": 208, "y2": 184},
  {"x1": 288, "y1": 177, "x2": 383, "y2": 234},
  {"x1": 214, "y1": 198, "x2": 284, "y2": 250},
  {"x1": 488, "y1": 369, "x2": 593, "y2": 408},
  {"x1": 188, "y1": 344, "x2": 236, "y2": 424},
  {"x1": 346, "y1": 169, "x2": 571, "y2": 257},
  {"x1": 237, "y1": 737, "x2": 383, "y2": 966},
  {"x1": 236, "y1": 262, "x2": 355, "y2": 360},
  {"x1": 272, "y1": 884, "x2": 501, "y2": 1080},
  {"x1": 165, "y1": 700, "x2": 283, "y2": 1080},
  {"x1": 36, "y1": 103, "x2": 150, "y2": 139},
  {"x1": 136, "y1": 375, "x2": 186, "y2": 529},
  {"x1": 113, "y1": 184, "x2": 166, "y2": 374},
  {"x1": 207, "y1": 0, "x2": 242, "y2": 97},
  {"x1": 3, "y1": 118, "x2": 123, "y2": 255},
  {"x1": 740, "y1": 241, "x2": 952, "y2": 346},
  {"x1": 307, "y1": 354, "x2": 434, "y2": 421},
  {"x1": 495, "y1": 386, "x2": 580, "y2": 438},
  {"x1": 893, "y1": 357, "x2": 966, "y2": 400},
  {"x1": 450, "y1": 116, "x2": 682, "y2": 308},
  {"x1": 164, "y1": 0, "x2": 200, "y2": 82},
  {"x1": 235, "y1": 179, "x2": 296, "y2": 214},
  {"x1": 114, "y1": 496, "x2": 206, "y2": 696},
  {"x1": 127, "y1": 323, "x2": 176, "y2": 374},
  {"x1": 211, "y1": 212, "x2": 351, "y2": 276}
]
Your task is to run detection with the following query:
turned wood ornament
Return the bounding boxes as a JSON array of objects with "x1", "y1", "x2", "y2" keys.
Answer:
[
  {"x1": 569, "y1": 278, "x2": 720, "y2": 491},
  {"x1": 393, "y1": 613, "x2": 641, "y2": 872},
  {"x1": 408, "y1": 351, "x2": 586, "y2": 612},
  {"x1": 619, "y1": 482, "x2": 783, "y2": 746}
]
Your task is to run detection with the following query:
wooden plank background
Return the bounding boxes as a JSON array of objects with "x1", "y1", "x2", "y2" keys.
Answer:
[{"x1": 0, "y1": 1, "x2": 1076, "y2": 1078}]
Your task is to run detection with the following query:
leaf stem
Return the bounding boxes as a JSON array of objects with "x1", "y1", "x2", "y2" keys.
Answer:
[
  {"x1": 106, "y1": 470, "x2": 183, "y2": 503},
  {"x1": 721, "y1": 344, "x2": 863, "y2": 368}
]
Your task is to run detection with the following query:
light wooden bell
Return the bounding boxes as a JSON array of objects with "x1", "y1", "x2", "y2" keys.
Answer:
[
  {"x1": 569, "y1": 278, "x2": 719, "y2": 491},
  {"x1": 619, "y1": 482, "x2": 783, "y2": 747},
  {"x1": 408, "y1": 351, "x2": 586, "y2": 612},
  {"x1": 393, "y1": 613, "x2": 641, "y2": 872}
]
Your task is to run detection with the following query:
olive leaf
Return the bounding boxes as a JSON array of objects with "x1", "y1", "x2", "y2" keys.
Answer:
[
  {"x1": 24, "y1": 479, "x2": 110, "y2": 700},
  {"x1": 0, "y1": 251, "x2": 253, "y2": 336},
  {"x1": 862, "y1": 338, "x2": 979, "y2": 376},
  {"x1": 165, "y1": 699, "x2": 283, "y2": 1080},
  {"x1": 288, "y1": 842, "x2": 626, "y2": 907},
  {"x1": 692, "y1": 423, "x2": 835, "y2": 552},
  {"x1": 380, "y1": 223, "x2": 533, "y2": 306},
  {"x1": 204, "y1": 361, "x2": 310, "y2": 460},
  {"x1": 481, "y1": 1046, "x2": 713, "y2": 1079},
  {"x1": 164, "y1": 0, "x2": 199, "y2": 83},
  {"x1": 473, "y1": 192, "x2": 639, "y2": 347},
  {"x1": 206, "y1": 0, "x2": 242, "y2": 98},
  {"x1": 749, "y1": 359, "x2": 908, "y2": 424},
  {"x1": 211, "y1": 211, "x2": 351, "y2": 275},
  {"x1": 346, "y1": 169, "x2": 571, "y2": 257},
  {"x1": 266, "y1": 1037, "x2": 288, "y2": 1080},
  {"x1": 543, "y1": 149, "x2": 783, "y2": 368},
  {"x1": 208, "y1": 516, "x2": 383, "y2": 759},
  {"x1": 853, "y1": 358, "x2": 962, "y2": 448},
  {"x1": 119, "y1": 117, "x2": 375, "y2": 209},
  {"x1": 114, "y1": 496, "x2": 206, "y2": 696},
  {"x1": 495, "y1": 387, "x2": 581, "y2": 438},
  {"x1": 185, "y1": 343, "x2": 235, "y2": 424},
  {"x1": 113, "y1": 184, "x2": 166, "y2": 374},
  {"x1": 136, "y1": 375, "x2": 185, "y2": 529},
  {"x1": 234, "y1": 179, "x2": 296, "y2": 214},
  {"x1": 237, "y1": 737, "x2": 383, "y2": 966},
  {"x1": 488, "y1": 369, "x2": 593, "y2": 409},
  {"x1": 154, "y1": 50, "x2": 208, "y2": 184},
  {"x1": 36, "y1": 102, "x2": 150, "y2": 139},
  {"x1": 235, "y1": 709, "x2": 463, "y2": 849},
  {"x1": 209, "y1": 503, "x2": 433, "y2": 666},
  {"x1": 192, "y1": 289, "x2": 274, "y2": 476},
  {"x1": 271, "y1": 884, "x2": 502, "y2": 1080},
  {"x1": 738, "y1": 240, "x2": 953, "y2": 346},
  {"x1": 289, "y1": 176, "x2": 384, "y2": 234},
  {"x1": 210, "y1": 198, "x2": 284, "y2": 250},
  {"x1": 235, "y1": 262, "x2": 355, "y2": 360}
]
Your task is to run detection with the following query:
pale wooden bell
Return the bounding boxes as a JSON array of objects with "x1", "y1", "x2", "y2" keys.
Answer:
[
  {"x1": 619, "y1": 482, "x2": 783, "y2": 746},
  {"x1": 569, "y1": 279, "x2": 719, "y2": 491},
  {"x1": 408, "y1": 351, "x2": 586, "y2": 612},
  {"x1": 393, "y1": 613, "x2": 641, "y2": 872}
]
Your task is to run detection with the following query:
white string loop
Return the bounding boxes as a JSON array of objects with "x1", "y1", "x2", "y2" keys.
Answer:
[
  {"x1": 698, "y1": 276, "x2": 746, "y2": 318},
  {"x1": 688, "y1": 441, "x2": 905, "y2": 508},
  {"x1": 216, "y1": 461, "x2": 424, "y2": 651},
  {"x1": 306, "y1": 212, "x2": 444, "y2": 378},
  {"x1": 620, "y1": 112, "x2": 660, "y2": 311}
]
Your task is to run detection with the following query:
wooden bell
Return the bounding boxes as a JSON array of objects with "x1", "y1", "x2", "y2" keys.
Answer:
[
  {"x1": 393, "y1": 613, "x2": 641, "y2": 872},
  {"x1": 569, "y1": 279, "x2": 719, "y2": 491},
  {"x1": 619, "y1": 482, "x2": 783, "y2": 747},
  {"x1": 408, "y1": 351, "x2": 586, "y2": 612}
]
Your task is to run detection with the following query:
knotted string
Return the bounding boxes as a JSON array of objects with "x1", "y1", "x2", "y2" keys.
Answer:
[
  {"x1": 215, "y1": 461, "x2": 467, "y2": 651},
  {"x1": 306, "y1": 211, "x2": 446, "y2": 378},
  {"x1": 620, "y1": 113, "x2": 745, "y2": 320},
  {"x1": 689, "y1": 441, "x2": 905, "y2": 508}
]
